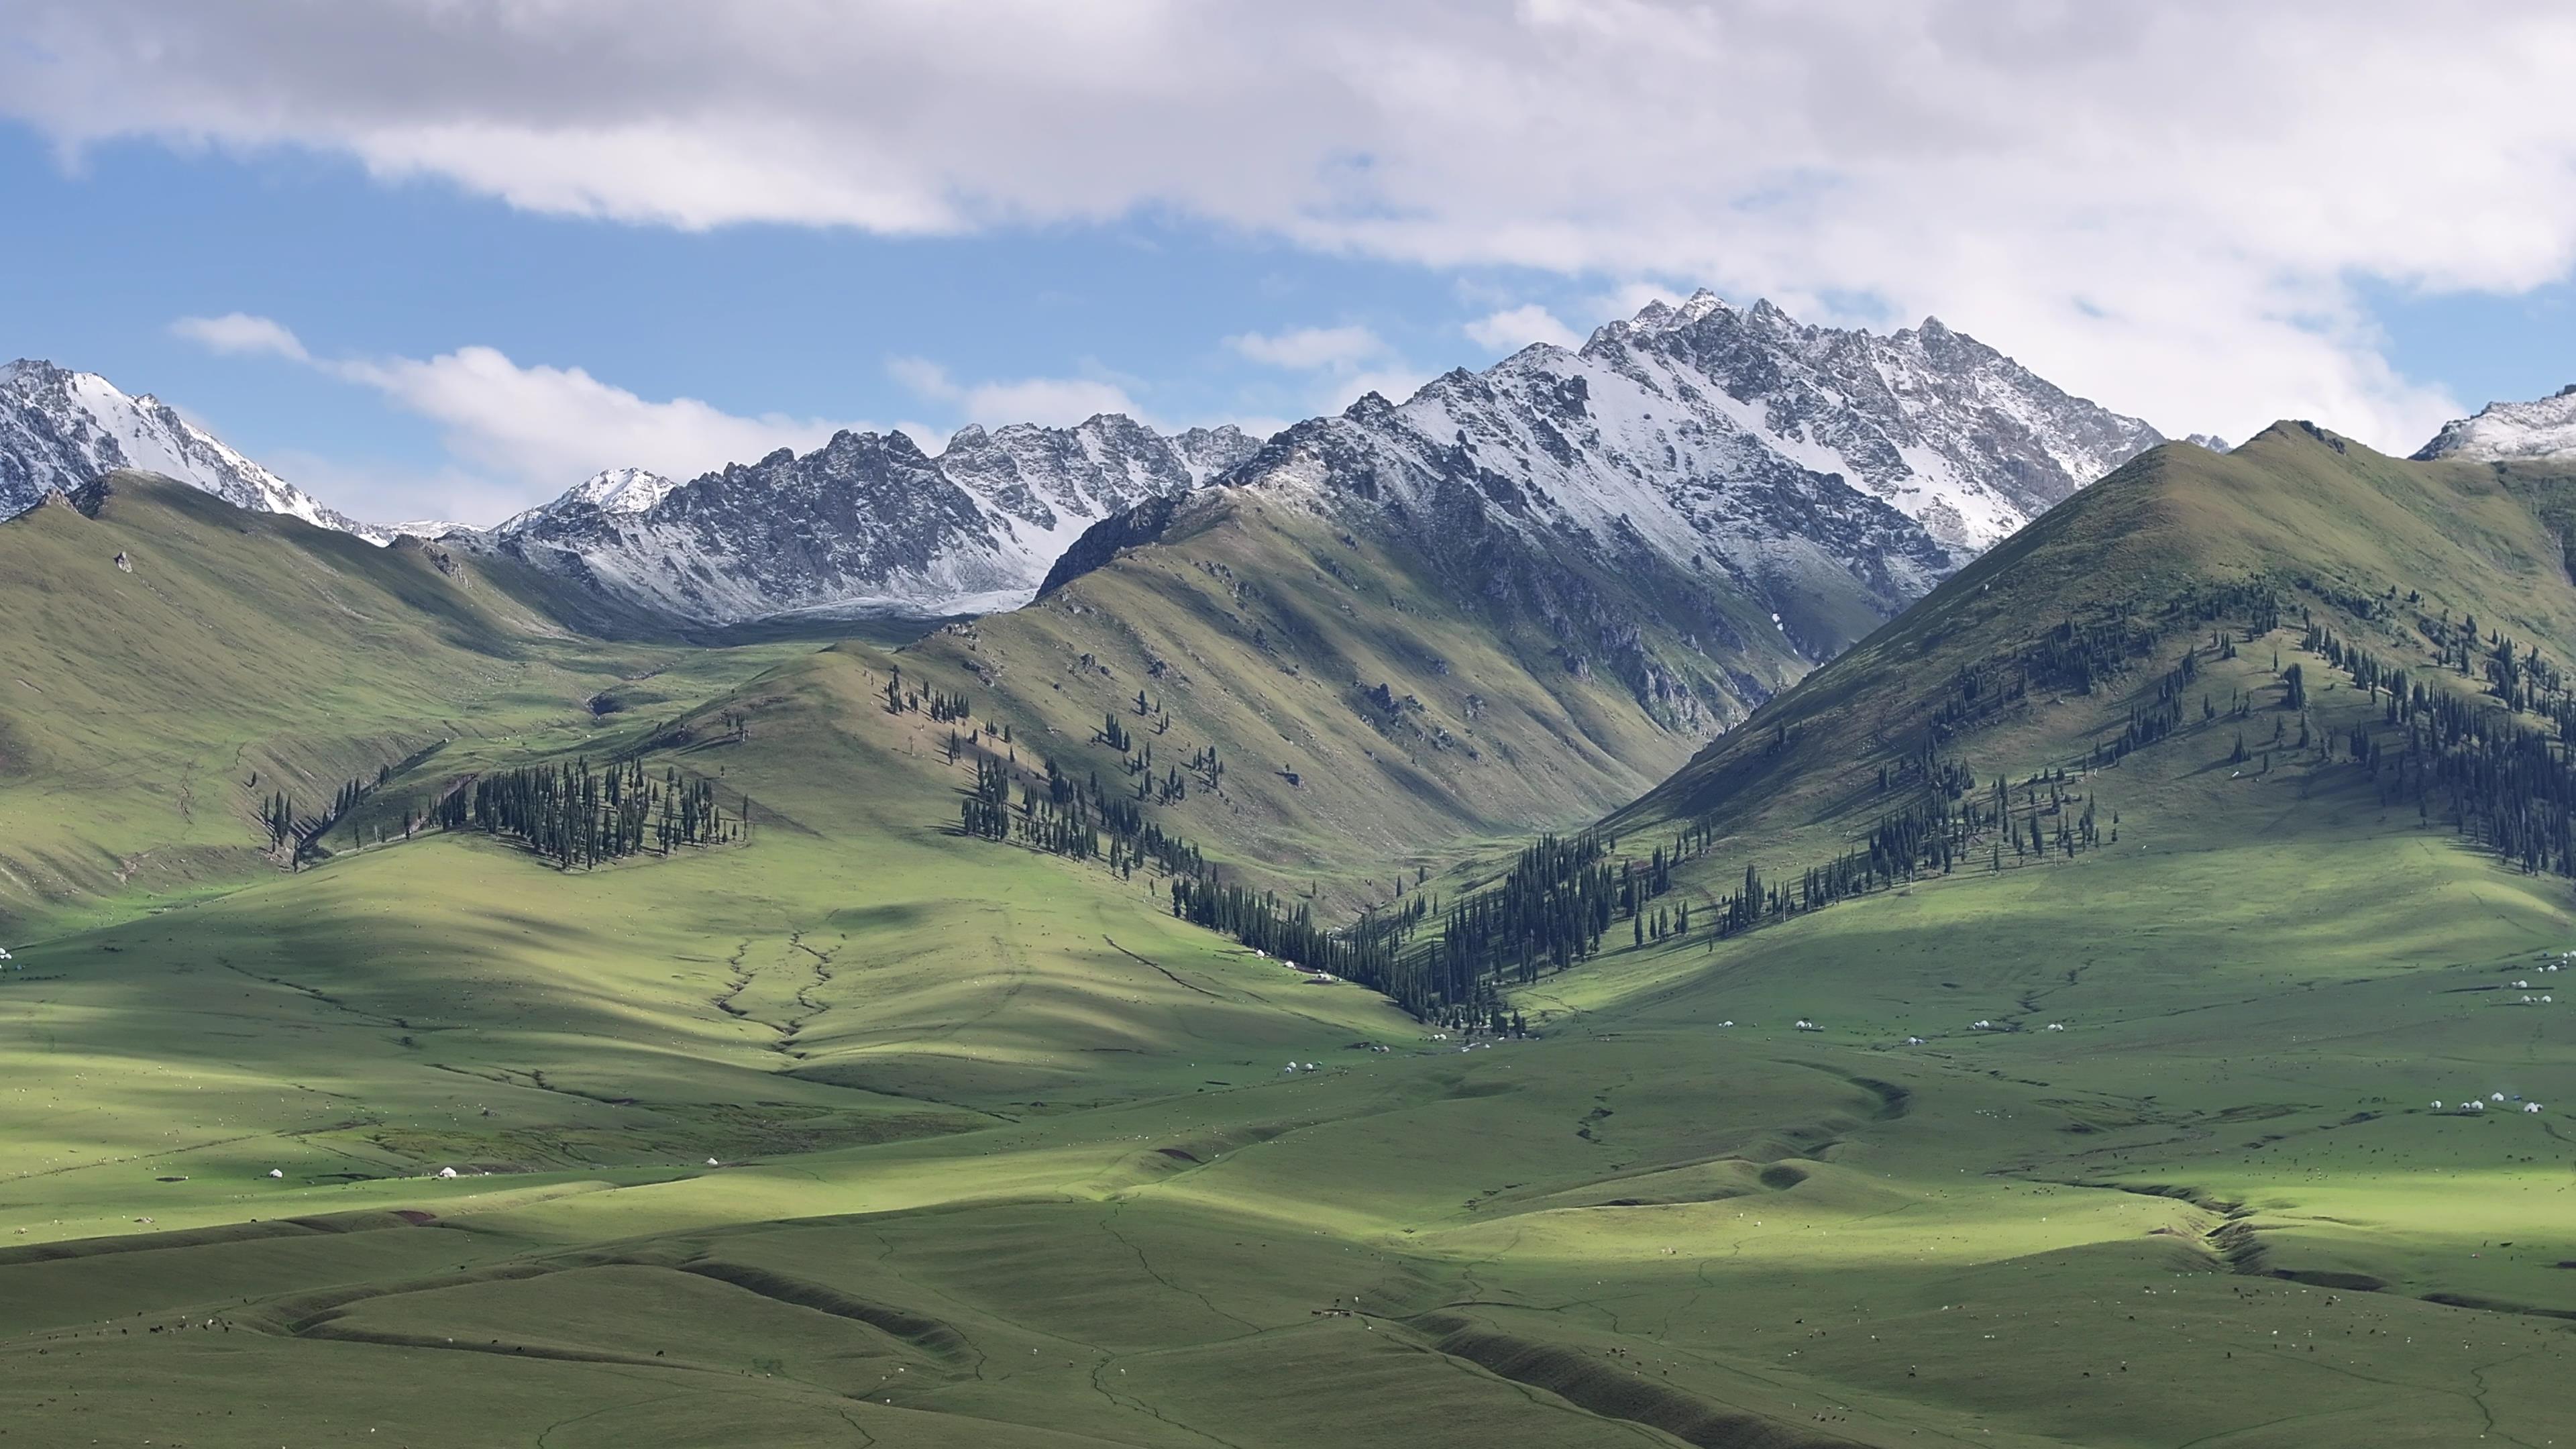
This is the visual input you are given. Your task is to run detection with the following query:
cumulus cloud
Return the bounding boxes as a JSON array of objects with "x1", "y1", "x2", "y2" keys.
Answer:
[
  {"x1": 1224, "y1": 323, "x2": 1424, "y2": 415},
  {"x1": 170, "y1": 312, "x2": 310, "y2": 362},
  {"x1": 1328, "y1": 368, "x2": 1436, "y2": 413},
  {"x1": 1463, "y1": 305, "x2": 1582, "y2": 353},
  {"x1": 1227, "y1": 325, "x2": 1387, "y2": 370},
  {"x1": 49, "y1": 4, "x2": 2576, "y2": 446},
  {"x1": 172, "y1": 313, "x2": 855, "y2": 521},
  {"x1": 333, "y1": 347, "x2": 853, "y2": 498},
  {"x1": 887, "y1": 357, "x2": 1142, "y2": 428}
]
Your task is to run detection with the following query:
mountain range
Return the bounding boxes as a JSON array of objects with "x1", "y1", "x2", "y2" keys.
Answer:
[
  {"x1": 473, "y1": 415, "x2": 1260, "y2": 623},
  {"x1": 12, "y1": 315, "x2": 2575, "y2": 661},
  {"x1": 4, "y1": 294, "x2": 2171, "y2": 630}
]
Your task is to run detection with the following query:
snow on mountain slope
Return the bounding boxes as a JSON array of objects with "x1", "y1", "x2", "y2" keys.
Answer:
[
  {"x1": 9, "y1": 291, "x2": 2156, "y2": 633},
  {"x1": 2414, "y1": 384, "x2": 2576, "y2": 463},
  {"x1": 496, "y1": 293, "x2": 2153, "y2": 629},
  {"x1": 1142, "y1": 292, "x2": 2157, "y2": 647},
  {"x1": 476, "y1": 416, "x2": 1261, "y2": 623},
  {"x1": 0, "y1": 358, "x2": 384, "y2": 539},
  {"x1": 564, "y1": 466, "x2": 683, "y2": 515},
  {"x1": 1587, "y1": 292, "x2": 2161, "y2": 551}
]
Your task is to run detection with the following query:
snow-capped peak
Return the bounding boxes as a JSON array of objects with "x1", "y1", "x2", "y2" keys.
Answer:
[
  {"x1": 566, "y1": 466, "x2": 682, "y2": 515},
  {"x1": 0, "y1": 357, "x2": 380, "y2": 540},
  {"x1": 2413, "y1": 384, "x2": 2576, "y2": 463},
  {"x1": 472, "y1": 413, "x2": 1267, "y2": 624}
]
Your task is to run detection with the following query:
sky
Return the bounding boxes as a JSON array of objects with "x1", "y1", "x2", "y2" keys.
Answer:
[{"x1": 3, "y1": 1, "x2": 2575, "y2": 527}]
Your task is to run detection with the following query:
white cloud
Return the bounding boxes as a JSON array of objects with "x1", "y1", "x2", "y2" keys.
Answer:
[
  {"x1": 1223, "y1": 323, "x2": 1422, "y2": 419},
  {"x1": 1462, "y1": 305, "x2": 1582, "y2": 353},
  {"x1": 1226, "y1": 325, "x2": 1387, "y2": 370},
  {"x1": 332, "y1": 347, "x2": 852, "y2": 500},
  {"x1": 259, "y1": 449, "x2": 527, "y2": 535},
  {"x1": 38, "y1": 4, "x2": 2576, "y2": 447},
  {"x1": 888, "y1": 356, "x2": 1141, "y2": 427},
  {"x1": 1331, "y1": 368, "x2": 1435, "y2": 412},
  {"x1": 170, "y1": 312, "x2": 309, "y2": 362},
  {"x1": 170, "y1": 315, "x2": 858, "y2": 522}
]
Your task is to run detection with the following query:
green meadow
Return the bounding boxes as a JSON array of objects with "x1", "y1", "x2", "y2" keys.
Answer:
[{"x1": 3, "y1": 445, "x2": 2574, "y2": 1446}]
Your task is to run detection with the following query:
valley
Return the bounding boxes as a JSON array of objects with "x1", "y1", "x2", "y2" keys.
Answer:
[{"x1": 3, "y1": 369, "x2": 2573, "y2": 1447}]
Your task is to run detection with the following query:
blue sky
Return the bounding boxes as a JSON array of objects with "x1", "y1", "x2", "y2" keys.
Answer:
[
  {"x1": 1, "y1": 127, "x2": 1620, "y2": 523},
  {"x1": 5, "y1": 3, "x2": 2575, "y2": 525}
]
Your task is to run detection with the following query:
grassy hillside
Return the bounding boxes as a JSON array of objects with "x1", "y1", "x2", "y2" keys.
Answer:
[
  {"x1": 901, "y1": 482, "x2": 1834, "y2": 906},
  {"x1": 5, "y1": 441, "x2": 2576, "y2": 1446},
  {"x1": 0, "y1": 472, "x2": 806, "y2": 929},
  {"x1": 1617, "y1": 423, "x2": 2576, "y2": 851},
  {"x1": 1385, "y1": 423, "x2": 2576, "y2": 1430}
]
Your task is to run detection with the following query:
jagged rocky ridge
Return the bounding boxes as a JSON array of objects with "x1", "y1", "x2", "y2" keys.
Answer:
[
  {"x1": 0, "y1": 358, "x2": 382, "y2": 539},
  {"x1": 474, "y1": 415, "x2": 1259, "y2": 622},
  {"x1": 508, "y1": 292, "x2": 2161, "y2": 627},
  {"x1": 2414, "y1": 384, "x2": 2576, "y2": 463},
  {"x1": 7, "y1": 292, "x2": 2162, "y2": 629},
  {"x1": 1047, "y1": 292, "x2": 2161, "y2": 676}
]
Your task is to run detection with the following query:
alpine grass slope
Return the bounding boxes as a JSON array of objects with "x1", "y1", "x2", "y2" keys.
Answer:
[{"x1": 3, "y1": 425, "x2": 2573, "y2": 1448}]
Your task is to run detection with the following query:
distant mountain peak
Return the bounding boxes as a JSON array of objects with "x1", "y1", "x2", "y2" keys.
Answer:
[
  {"x1": 0, "y1": 357, "x2": 389, "y2": 541},
  {"x1": 564, "y1": 466, "x2": 682, "y2": 515},
  {"x1": 2415, "y1": 384, "x2": 2576, "y2": 463},
  {"x1": 471, "y1": 411, "x2": 1265, "y2": 624}
]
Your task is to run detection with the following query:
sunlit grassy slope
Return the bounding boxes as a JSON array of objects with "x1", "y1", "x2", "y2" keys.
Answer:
[
  {"x1": 902, "y1": 482, "x2": 1834, "y2": 904},
  {"x1": 0, "y1": 473, "x2": 816, "y2": 930},
  {"x1": 5, "y1": 442, "x2": 2576, "y2": 1447}
]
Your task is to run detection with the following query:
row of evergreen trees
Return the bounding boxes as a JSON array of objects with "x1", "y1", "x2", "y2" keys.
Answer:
[
  {"x1": 959, "y1": 751, "x2": 1206, "y2": 879},
  {"x1": 1705, "y1": 766, "x2": 2106, "y2": 937},
  {"x1": 883, "y1": 664, "x2": 975, "y2": 725},
  {"x1": 1169, "y1": 877, "x2": 1399, "y2": 995},
  {"x1": 423, "y1": 757, "x2": 741, "y2": 869},
  {"x1": 2318, "y1": 623, "x2": 2576, "y2": 878},
  {"x1": 1426, "y1": 834, "x2": 1617, "y2": 1000},
  {"x1": 260, "y1": 763, "x2": 395, "y2": 865}
]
